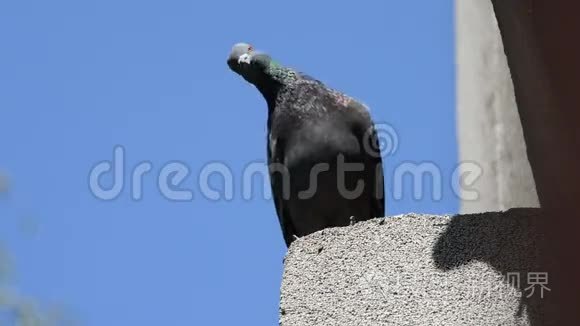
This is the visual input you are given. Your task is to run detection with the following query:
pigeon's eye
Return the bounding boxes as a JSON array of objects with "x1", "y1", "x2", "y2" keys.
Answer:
[{"x1": 248, "y1": 45, "x2": 253, "y2": 52}]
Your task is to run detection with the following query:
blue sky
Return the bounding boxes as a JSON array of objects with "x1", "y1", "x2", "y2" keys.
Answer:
[{"x1": 0, "y1": 1, "x2": 455, "y2": 325}]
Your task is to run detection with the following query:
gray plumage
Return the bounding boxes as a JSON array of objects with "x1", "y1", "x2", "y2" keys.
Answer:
[{"x1": 227, "y1": 43, "x2": 385, "y2": 247}]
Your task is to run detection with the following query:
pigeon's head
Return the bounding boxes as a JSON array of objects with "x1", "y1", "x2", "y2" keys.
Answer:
[{"x1": 227, "y1": 42, "x2": 276, "y2": 84}]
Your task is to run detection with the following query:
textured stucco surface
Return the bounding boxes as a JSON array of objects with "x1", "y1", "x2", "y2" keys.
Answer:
[
  {"x1": 280, "y1": 209, "x2": 553, "y2": 326},
  {"x1": 456, "y1": 0, "x2": 539, "y2": 213}
]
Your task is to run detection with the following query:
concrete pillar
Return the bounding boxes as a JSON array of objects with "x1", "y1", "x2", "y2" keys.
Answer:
[{"x1": 456, "y1": 0, "x2": 539, "y2": 213}]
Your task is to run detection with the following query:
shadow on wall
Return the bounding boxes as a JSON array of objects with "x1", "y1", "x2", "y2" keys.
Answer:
[{"x1": 432, "y1": 208, "x2": 556, "y2": 326}]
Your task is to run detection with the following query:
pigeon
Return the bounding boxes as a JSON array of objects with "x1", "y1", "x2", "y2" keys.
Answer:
[{"x1": 227, "y1": 43, "x2": 385, "y2": 247}]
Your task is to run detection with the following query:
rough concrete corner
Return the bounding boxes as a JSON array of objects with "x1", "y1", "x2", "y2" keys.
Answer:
[{"x1": 280, "y1": 209, "x2": 554, "y2": 326}]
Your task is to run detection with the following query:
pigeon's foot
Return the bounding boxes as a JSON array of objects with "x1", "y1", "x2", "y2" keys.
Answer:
[{"x1": 350, "y1": 216, "x2": 358, "y2": 226}]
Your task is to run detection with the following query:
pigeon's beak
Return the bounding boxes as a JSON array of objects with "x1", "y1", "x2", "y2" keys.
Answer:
[
  {"x1": 236, "y1": 53, "x2": 252, "y2": 65},
  {"x1": 228, "y1": 53, "x2": 253, "y2": 77},
  {"x1": 227, "y1": 55, "x2": 238, "y2": 71}
]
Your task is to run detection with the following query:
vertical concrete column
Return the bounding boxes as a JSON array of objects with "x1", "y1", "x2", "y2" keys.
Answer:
[{"x1": 456, "y1": 0, "x2": 539, "y2": 213}]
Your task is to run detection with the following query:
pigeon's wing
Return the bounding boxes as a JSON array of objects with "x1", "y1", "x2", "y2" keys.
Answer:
[
  {"x1": 345, "y1": 99, "x2": 386, "y2": 218},
  {"x1": 365, "y1": 124, "x2": 386, "y2": 217},
  {"x1": 267, "y1": 135, "x2": 297, "y2": 247}
]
